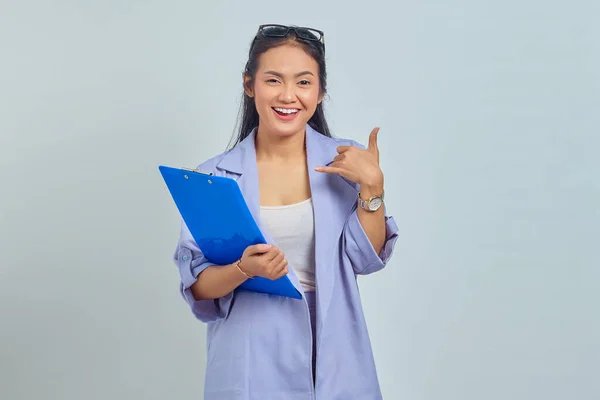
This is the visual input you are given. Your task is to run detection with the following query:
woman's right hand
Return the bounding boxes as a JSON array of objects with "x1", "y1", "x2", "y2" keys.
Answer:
[{"x1": 238, "y1": 244, "x2": 288, "y2": 280}]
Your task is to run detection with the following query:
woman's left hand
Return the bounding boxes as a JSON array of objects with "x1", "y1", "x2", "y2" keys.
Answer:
[{"x1": 315, "y1": 127, "x2": 384, "y2": 190}]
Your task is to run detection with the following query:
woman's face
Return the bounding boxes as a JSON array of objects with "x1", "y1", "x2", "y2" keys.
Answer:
[{"x1": 245, "y1": 43, "x2": 323, "y2": 139}]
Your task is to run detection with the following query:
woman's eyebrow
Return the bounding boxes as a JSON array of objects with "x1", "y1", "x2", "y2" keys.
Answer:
[{"x1": 263, "y1": 70, "x2": 315, "y2": 78}]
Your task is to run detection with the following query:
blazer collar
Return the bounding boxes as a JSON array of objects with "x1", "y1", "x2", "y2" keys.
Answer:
[{"x1": 216, "y1": 124, "x2": 339, "y2": 176}]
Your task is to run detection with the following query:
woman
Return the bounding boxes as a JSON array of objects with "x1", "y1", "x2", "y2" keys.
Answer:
[{"x1": 173, "y1": 24, "x2": 399, "y2": 399}]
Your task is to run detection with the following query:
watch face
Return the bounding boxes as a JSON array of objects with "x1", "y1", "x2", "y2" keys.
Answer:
[{"x1": 369, "y1": 197, "x2": 383, "y2": 211}]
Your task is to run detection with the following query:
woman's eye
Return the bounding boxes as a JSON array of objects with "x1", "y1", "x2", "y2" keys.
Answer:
[
  {"x1": 299, "y1": 80, "x2": 311, "y2": 85},
  {"x1": 266, "y1": 79, "x2": 279, "y2": 83}
]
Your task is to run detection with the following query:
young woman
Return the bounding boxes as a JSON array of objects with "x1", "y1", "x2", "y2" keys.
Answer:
[{"x1": 173, "y1": 24, "x2": 399, "y2": 399}]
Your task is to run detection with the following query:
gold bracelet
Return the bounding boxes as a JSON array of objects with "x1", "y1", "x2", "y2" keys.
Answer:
[{"x1": 235, "y1": 259, "x2": 254, "y2": 279}]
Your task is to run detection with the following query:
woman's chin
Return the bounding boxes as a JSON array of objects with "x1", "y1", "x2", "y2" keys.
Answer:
[{"x1": 263, "y1": 121, "x2": 307, "y2": 138}]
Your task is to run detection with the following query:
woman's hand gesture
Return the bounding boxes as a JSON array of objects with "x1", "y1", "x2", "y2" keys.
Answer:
[{"x1": 315, "y1": 127, "x2": 384, "y2": 190}]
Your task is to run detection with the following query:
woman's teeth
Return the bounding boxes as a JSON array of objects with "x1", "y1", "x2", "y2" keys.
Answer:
[{"x1": 274, "y1": 108, "x2": 299, "y2": 114}]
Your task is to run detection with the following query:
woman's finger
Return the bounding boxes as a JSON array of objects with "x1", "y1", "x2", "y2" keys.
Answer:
[
  {"x1": 314, "y1": 165, "x2": 345, "y2": 175},
  {"x1": 274, "y1": 260, "x2": 289, "y2": 279},
  {"x1": 263, "y1": 246, "x2": 281, "y2": 262},
  {"x1": 333, "y1": 154, "x2": 346, "y2": 162},
  {"x1": 269, "y1": 251, "x2": 284, "y2": 268}
]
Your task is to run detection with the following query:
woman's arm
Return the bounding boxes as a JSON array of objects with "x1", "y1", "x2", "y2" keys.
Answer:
[
  {"x1": 315, "y1": 128, "x2": 399, "y2": 275},
  {"x1": 314, "y1": 128, "x2": 388, "y2": 255},
  {"x1": 190, "y1": 243, "x2": 289, "y2": 300},
  {"x1": 356, "y1": 182, "x2": 387, "y2": 255},
  {"x1": 190, "y1": 263, "x2": 247, "y2": 300}
]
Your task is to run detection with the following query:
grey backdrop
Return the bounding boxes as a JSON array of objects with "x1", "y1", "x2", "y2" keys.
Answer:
[{"x1": 1, "y1": 1, "x2": 598, "y2": 399}]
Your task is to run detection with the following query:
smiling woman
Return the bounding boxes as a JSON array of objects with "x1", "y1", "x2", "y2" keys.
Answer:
[{"x1": 172, "y1": 24, "x2": 399, "y2": 399}]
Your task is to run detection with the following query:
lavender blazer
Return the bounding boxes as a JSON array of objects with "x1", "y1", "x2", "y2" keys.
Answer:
[{"x1": 173, "y1": 124, "x2": 399, "y2": 399}]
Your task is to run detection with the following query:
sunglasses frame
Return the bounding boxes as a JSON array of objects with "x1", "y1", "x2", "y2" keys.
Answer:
[{"x1": 249, "y1": 24, "x2": 326, "y2": 55}]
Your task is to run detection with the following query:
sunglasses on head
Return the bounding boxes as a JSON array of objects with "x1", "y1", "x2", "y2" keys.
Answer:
[{"x1": 250, "y1": 24, "x2": 325, "y2": 54}]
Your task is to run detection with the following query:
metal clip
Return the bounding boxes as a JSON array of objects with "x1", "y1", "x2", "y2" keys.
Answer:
[{"x1": 181, "y1": 167, "x2": 213, "y2": 176}]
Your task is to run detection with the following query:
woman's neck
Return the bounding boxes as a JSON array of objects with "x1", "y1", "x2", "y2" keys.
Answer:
[{"x1": 254, "y1": 127, "x2": 306, "y2": 162}]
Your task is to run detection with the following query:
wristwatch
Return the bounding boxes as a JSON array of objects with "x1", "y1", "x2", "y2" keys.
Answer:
[{"x1": 357, "y1": 191, "x2": 384, "y2": 212}]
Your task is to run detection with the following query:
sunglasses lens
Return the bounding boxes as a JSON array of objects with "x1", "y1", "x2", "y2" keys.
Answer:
[
  {"x1": 261, "y1": 25, "x2": 288, "y2": 37},
  {"x1": 295, "y1": 28, "x2": 322, "y2": 42}
]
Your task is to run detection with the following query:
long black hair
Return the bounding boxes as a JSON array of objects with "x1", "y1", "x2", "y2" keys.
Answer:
[{"x1": 227, "y1": 28, "x2": 331, "y2": 150}]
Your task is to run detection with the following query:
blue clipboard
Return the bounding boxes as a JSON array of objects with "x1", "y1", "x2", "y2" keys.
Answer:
[{"x1": 159, "y1": 165, "x2": 302, "y2": 300}]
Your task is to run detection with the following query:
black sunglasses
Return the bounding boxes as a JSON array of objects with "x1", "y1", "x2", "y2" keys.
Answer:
[{"x1": 250, "y1": 24, "x2": 325, "y2": 54}]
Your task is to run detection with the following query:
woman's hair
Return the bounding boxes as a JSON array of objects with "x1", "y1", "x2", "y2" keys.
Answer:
[{"x1": 227, "y1": 28, "x2": 332, "y2": 150}]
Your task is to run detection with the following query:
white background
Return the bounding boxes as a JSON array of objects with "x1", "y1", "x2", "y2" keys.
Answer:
[{"x1": 1, "y1": 1, "x2": 599, "y2": 399}]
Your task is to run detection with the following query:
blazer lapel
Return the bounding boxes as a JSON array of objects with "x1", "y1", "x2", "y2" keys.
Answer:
[
  {"x1": 305, "y1": 126, "x2": 358, "y2": 327},
  {"x1": 216, "y1": 129, "x2": 304, "y2": 294}
]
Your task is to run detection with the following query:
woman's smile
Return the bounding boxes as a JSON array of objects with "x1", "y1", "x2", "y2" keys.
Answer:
[{"x1": 272, "y1": 106, "x2": 300, "y2": 121}]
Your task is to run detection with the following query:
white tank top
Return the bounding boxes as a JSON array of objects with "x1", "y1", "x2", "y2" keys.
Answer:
[{"x1": 259, "y1": 198, "x2": 316, "y2": 292}]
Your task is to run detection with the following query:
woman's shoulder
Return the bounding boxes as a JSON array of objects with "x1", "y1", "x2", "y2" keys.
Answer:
[
  {"x1": 192, "y1": 151, "x2": 229, "y2": 174},
  {"x1": 308, "y1": 125, "x2": 366, "y2": 150},
  {"x1": 330, "y1": 136, "x2": 366, "y2": 150}
]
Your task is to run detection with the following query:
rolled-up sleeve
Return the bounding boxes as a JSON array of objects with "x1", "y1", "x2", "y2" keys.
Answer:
[
  {"x1": 173, "y1": 221, "x2": 234, "y2": 323},
  {"x1": 342, "y1": 208, "x2": 399, "y2": 275}
]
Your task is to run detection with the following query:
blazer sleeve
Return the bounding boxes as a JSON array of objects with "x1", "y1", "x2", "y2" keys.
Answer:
[
  {"x1": 173, "y1": 220, "x2": 234, "y2": 323},
  {"x1": 342, "y1": 205, "x2": 399, "y2": 276},
  {"x1": 338, "y1": 139, "x2": 400, "y2": 275}
]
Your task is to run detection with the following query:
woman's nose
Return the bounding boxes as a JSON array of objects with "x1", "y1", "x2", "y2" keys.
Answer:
[{"x1": 279, "y1": 85, "x2": 296, "y2": 103}]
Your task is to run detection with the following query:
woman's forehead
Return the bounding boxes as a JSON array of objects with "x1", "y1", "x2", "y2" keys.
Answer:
[{"x1": 257, "y1": 44, "x2": 319, "y2": 74}]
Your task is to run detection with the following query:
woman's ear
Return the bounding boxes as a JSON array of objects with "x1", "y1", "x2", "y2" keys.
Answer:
[
  {"x1": 317, "y1": 90, "x2": 325, "y2": 104},
  {"x1": 243, "y1": 73, "x2": 254, "y2": 98}
]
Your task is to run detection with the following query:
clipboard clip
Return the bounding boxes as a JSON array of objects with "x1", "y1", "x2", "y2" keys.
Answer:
[{"x1": 181, "y1": 167, "x2": 213, "y2": 176}]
